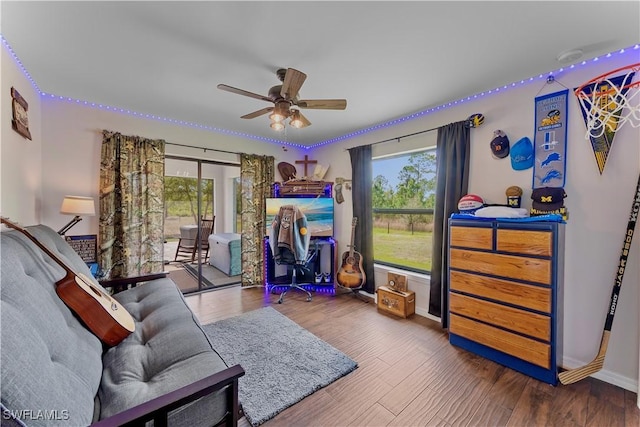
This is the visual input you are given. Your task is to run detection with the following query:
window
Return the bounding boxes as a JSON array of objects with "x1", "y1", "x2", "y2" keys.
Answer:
[
  {"x1": 164, "y1": 175, "x2": 214, "y2": 240},
  {"x1": 372, "y1": 147, "x2": 436, "y2": 273}
]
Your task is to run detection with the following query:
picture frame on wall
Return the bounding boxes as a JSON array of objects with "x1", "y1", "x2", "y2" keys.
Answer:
[
  {"x1": 11, "y1": 87, "x2": 32, "y2": 140},
  {"x1": 65, "y1": 234, "x2": 98, "y2": 263}
]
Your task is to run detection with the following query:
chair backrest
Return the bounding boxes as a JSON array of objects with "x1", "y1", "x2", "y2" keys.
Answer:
[{"x1": 200, "y1": 217, "x2": 215, "y2": 244}]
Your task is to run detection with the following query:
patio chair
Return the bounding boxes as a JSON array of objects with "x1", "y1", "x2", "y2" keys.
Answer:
[{"x1": 174, "y1": 216, "x2": 215, "y2": 262}]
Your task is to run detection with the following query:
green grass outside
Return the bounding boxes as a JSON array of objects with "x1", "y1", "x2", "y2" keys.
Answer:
[{"x1": 373, "y1": 227, "x2": 433, "y2": 271}]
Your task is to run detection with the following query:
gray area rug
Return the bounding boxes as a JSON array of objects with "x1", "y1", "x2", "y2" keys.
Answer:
[{"x1": 202, "y1": 307, "x2": 358, "y2": 426}]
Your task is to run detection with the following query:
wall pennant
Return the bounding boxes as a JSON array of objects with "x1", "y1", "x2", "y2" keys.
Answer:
[
  {"x1": 10, "y1": 87, "x2": 32, "y2": 140},
  {"x1": 533, "y1": 89, "x2": 568, "y2": 188},
  {"x1": 576, "y1": 73, "x2": 635, "y2": 175}
]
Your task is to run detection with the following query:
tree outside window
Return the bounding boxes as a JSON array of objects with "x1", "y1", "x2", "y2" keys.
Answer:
[
  {"x1": 164, "y1": 176, "x2": 214, "y2": 239},
  {"x1": 372, "y1": 149, "x2": 436, "y2": 273}
]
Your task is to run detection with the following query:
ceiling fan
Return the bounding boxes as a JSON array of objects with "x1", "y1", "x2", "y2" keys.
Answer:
[{"x1": 217, "y1": 68, "x2": 347, "y2": 130}]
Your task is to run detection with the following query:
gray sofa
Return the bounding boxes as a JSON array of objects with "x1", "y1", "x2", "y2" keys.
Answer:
[{"x1": 1, "y1": 224, "x2": 244, "y2": 426}]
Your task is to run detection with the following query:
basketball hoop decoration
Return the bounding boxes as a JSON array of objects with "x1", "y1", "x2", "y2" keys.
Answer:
[{"x1": 575, "y1": 63, "x2": 640, "y2": 174}]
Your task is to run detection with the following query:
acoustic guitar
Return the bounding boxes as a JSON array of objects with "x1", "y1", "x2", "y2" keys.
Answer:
[
  {"x1": 336, "y1": 217, "x2": 366, "y2": 289},
  {"x1": 1, "y1": 217, "x2": 135, "y2": 346}
]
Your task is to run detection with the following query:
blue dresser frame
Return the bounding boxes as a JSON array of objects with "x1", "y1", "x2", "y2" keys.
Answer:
[{"x1": 448, "y1": 218, "x2": 565, "y2": 385}]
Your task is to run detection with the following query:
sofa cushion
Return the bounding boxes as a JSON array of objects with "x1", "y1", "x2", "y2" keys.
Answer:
[
  {"x1": 1, "y1": 226, "x2": 104, "y2": 426},
  {"x1": 98, "y1": 279, "x2": 230, "y2": 425}
]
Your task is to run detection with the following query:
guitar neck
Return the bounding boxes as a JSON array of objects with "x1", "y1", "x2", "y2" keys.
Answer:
[
  {"x1": 2, "y1": 219, "x2": 74, "y2": 277},
  {"x1": 349, "y1": 224, "x2": 356, "y2": 256}
]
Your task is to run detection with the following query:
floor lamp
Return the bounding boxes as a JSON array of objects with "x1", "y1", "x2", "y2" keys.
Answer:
[{"x1": 57, "y1": 196, "x2": 96, "y2": 235}]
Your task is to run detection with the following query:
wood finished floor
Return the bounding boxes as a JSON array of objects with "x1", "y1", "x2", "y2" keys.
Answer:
[{"x1": 185, "y1": 286, "x2": 639, "y2": 427}]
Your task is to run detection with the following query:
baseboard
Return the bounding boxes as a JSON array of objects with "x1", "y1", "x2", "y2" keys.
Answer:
[
  {"x1": 561, "y1": 356, "x2": 638, "y2": 393},
  {"x1": 415, "y1": 306, "x2": 441, "y2": 323}
]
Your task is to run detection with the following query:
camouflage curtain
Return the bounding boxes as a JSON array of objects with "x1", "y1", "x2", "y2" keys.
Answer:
[
  {"x1": 240, "y1": 154, "x2": 274, "y2": 287},
  {"x1": 99, "y1": 130, "x2": 166, "y2": 279}
]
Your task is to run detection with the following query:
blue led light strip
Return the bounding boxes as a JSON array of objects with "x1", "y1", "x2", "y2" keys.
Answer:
[
  {"x1": 2, "y1": 34, "x2": 638, "y2": 150},
  {"x1": 309, "y1": 44, "x2": 640, "y2": 148}
]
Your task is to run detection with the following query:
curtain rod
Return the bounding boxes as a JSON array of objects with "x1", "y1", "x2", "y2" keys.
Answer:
[
  {"x1": 353, "y1": 116, "x2": 473, "y2": 150},
  {"x1": 369, "y1": 125, "x2": 440, "y2": 147},
  {"x1": 165, "y1": 141, "x2": 241, "y2": 155}
]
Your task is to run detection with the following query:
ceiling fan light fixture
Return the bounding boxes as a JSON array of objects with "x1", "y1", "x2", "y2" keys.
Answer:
[
  {"x1": 290, "y1": 110, "x2": 303, "y2": 128},
  {"x1": 269, "y1": 111, "x2": 285, "y2": 122},
  {"x1": 218, "y1": 67, "x2": 346, "y2": 131},
  {"x1": 270, "y1": 101, "x2": 290, "y2": 122},
  {"x1": 270, "y1": 121, "x2": 285, "y2": 131}
]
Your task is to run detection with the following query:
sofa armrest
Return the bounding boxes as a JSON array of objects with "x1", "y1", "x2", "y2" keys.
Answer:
[
  {"x1": 92, "y1": 364, "x2": 245, "y2": 427},
  {"x1": 99, "y1": 273, "x2": 168, "y2": 293}
]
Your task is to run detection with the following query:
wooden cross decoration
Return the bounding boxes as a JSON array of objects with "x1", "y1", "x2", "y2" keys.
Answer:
[{"x1": 295, "y1": 155, "x2": 317, "y2": 178}]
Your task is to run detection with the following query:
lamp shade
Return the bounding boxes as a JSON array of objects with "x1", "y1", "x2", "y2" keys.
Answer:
[{"x1": 60, "y1": 196, "x2": 96, "y2": 216}]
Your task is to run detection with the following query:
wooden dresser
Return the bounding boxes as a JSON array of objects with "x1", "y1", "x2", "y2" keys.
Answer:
[{"x1": 448, "y1": 218, "x2": 565, "y2": 385}]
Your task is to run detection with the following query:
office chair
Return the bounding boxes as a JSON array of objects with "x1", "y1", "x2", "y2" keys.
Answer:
[
  {"x1": 268, "y1": 204, "x2": 317, "y2": 304},
  {"x1": 271, "y1": 241, "x2": 320, "y2": 304}
]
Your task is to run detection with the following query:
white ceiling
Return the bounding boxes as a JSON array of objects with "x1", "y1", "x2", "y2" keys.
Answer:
[{"x1": 2, "y1": 1, "x2": 639, "y2": 147}]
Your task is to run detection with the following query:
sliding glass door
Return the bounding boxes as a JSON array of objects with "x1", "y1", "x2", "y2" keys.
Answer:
[{"x1": 164, "y1": 156, "x2": 240, "y2": 293}]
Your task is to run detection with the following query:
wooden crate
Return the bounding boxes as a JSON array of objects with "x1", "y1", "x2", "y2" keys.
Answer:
[{"x1": 376, "y1": 286, "x2": 415, "y2": 318}]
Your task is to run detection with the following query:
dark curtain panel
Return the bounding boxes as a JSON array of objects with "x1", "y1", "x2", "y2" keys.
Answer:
[
  {"x1": 348, "y1": 145, "x2": 376, "y2": 294},
  {"x1": 428, "y1": 121, "x2": 470, "y2": 328}
]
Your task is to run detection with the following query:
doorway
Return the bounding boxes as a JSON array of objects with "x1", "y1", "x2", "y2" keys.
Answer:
[{"x1": 164, "y1": 156, "x2": 241, "y2": 293}]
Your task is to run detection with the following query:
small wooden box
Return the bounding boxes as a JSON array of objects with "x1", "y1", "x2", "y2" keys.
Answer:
[
  {"x1": 276, "y1": 180, "x2": 331, "y2": 196},
  {"x1": 377, "y1": 286, "x2": 415, "y2": 318}
]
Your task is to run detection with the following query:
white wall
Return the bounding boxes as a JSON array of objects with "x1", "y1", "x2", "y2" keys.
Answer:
[
  {"x1": 1, "y1": 45, "x2": 42, "y2": 225},
  {"x1": 315, "y1": 52, "x2": 640, "y2": 392},
  {"x1": 1, "y1": 40, "x2": 638, "y2": 393}
]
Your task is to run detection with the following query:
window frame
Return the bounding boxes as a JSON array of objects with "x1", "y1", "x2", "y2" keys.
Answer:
[{"x1": 371, "y1": 142, "x2": 437, "y2": 275}]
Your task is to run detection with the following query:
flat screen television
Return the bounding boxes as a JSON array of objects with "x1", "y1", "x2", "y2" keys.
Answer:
[{"x1": 265, "y1": 197, "x2": 334, "y2": 238}]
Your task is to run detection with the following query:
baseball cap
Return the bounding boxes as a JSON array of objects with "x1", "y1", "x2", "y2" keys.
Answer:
[
  {"x1": 510, "y1": 137, "x2": 534, "y2": 170},
  {"x1": 490, "y1": 130, "x2": 510, "y2": 159},
  {"x1": 531, "y1": 187, "x2": 566, "y2": 210}
]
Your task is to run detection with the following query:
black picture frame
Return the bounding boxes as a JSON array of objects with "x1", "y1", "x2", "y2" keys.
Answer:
[{"x1": 65, "y1": 234, "x2": 98, "y2": 263}]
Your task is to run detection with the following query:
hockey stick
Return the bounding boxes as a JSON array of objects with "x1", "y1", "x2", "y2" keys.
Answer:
[{"x1": 558, "y1": 173, "x2": 640, "y2": 385}]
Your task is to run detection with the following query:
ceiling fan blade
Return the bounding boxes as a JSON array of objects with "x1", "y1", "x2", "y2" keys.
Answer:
[
  {"x1": 241, "y1": 107, "x2": 273, "y2": 119},
  {"x1": 296, "y1": 111, "x2": 312, "y2": 128},
  {"x1": 280, "y1": 68, "x2": 307, "y2": 101},
  {"x1": 217, "y1": 84, "x2": 272, "y2": 103},
  {"x1": 296, "y1": 99, "x2": 347, "y2": 110}
]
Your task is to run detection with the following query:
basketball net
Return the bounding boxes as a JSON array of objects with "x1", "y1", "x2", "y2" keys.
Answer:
[{"x1": 575, "y1": 63, "x2": 640, "y2": 140}]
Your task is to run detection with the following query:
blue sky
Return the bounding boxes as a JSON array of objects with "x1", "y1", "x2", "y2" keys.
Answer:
[{"x1": 372, "y1": 155, "x2": 410, "y2": 188}]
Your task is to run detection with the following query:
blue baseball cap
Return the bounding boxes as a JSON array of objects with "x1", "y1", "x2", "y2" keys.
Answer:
[{"x1": 510, "y1": 137, "x2": 534, "y2": 170}]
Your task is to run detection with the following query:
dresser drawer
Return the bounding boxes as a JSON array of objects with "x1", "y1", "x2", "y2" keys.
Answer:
[
  {"x1": 449, "y1": 293, "x2": 550, "y2": 341},
  {"x1": 450, "y1": 248, "x2": 551, "y2": 285},
  {"x1": 450, "y1": 270, "x2": 552, "y2": 313},
  {"x1": 497, "y1": 229, "x2": 552, "y2": 256},
  {"x1": 450, "y1": 226, "x2": 493, "y2": 250},
  {"x1": 450, "y1": 314, "x2": 551, "y2": 369}
]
